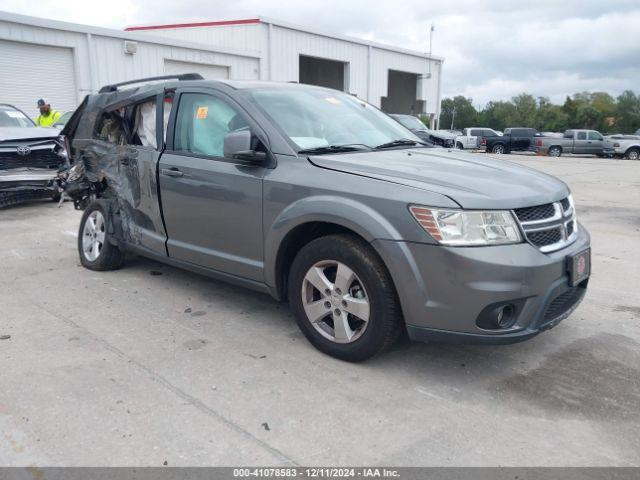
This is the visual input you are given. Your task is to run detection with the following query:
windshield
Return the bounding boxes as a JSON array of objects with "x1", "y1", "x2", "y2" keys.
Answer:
[
  {"x1": 0, "y1": 105, "x2": 34, "y2": 128},
  {"x1": 247, "y1": 87, "x2": 419, "y2": 151},
  {"x1": 53, "y1": 111, "x2": 72, "y2": 127},
  {"x1": 394, "y1": 115, "x2": 426, "y2": 131}
]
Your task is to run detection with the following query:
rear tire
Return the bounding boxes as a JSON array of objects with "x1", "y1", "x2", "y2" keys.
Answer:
[
  {"x1": 288, "y1": 234, "x2": 403, "y2": 362},
  {"x1": 548, "y1": 146, "x2": 562, "y2": 157},
  {"x1": 626, "y1": 148, "x2": 639, "y2": 160},
  {"x1": 78, "y1": 201, "x2": 124, "y2": 271},
  {"x1": 492, "y1": 144, "x2": 506, "y2": 154}
]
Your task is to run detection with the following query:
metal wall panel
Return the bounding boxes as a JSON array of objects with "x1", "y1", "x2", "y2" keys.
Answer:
[
  {"x1": 0, "y1": 39, "x2": 77, "y2": 118},
  {"x1": 0, "y1": 14, "x2": 261, "y2": 115}
]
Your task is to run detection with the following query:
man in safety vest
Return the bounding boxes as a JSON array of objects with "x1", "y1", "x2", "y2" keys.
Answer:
[{"x1": 34, "y1": 99, "x2": 61, "y2": 127}]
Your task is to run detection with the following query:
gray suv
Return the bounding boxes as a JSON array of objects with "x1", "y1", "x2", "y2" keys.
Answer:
[{"x1": 62, "y1": 75, "x2": 591, "y2": 361}]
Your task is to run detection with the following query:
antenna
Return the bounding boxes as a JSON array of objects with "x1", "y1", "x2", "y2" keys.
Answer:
[{"x1": 428, "y1": 24, "x2": 435, "y2": 77}]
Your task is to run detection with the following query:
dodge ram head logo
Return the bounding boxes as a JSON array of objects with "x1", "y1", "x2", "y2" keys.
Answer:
[{"x1": 16, "y1": 146, "x2": 31, "y2": 156}]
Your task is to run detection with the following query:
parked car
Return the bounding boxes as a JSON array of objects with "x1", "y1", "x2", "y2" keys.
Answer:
[
  {"x1": 604, "y1": 134, "x2": 640, "y2": 160},
  {"x1": 61, "y1": 75, "x2": 590, "y2": 362},
  {"x1": 0, "y1": 103, "x2": 67, "y2": 208},
  {"x1": 534, "y1": 129, "x2": 608, "y2": 157},
  {"x1": 455, "y1": 127, "x2": 501, "y2": 150},
  {"x1": 485, "y1": 127, "x2": 538, "y2": 154},
  {"x1": 389, "y1": 114, "x2": 454, "y2": 148},
  {"x1": 52, "y1": 111, "x2": 73, "y2": 130},
  {"x1": 635, "y1": 128, "x2": 640, "y2": 136}
]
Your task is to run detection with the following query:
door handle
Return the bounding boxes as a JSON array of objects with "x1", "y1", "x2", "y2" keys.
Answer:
[{"x1": 161, "y1": 168, "x2": 184, "y2": 177}]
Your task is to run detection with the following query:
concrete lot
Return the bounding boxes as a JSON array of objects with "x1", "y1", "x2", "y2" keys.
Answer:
[{"x1": 1, "y1": 154, "x2": 639, "y2": 466}]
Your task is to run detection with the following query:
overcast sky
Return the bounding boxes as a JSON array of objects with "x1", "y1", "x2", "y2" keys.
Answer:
[{"x1": 3, "y1": 0, "x2": 639, "y2": 106}]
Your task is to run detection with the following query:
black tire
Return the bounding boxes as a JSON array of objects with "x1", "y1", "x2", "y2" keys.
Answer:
[
  {"x1": 548, "y1": 146, "x2": 562, "y2": 157},
  {"x1": 288, "y1": 234, "x2": 403, "y2": 362},
  {"x1": 492, "y1": 144, "x2": 506, "y2": 154},
  {"x1": 456, "y1": 142, "x2": 464, "y2": 150},
  {"x1": 78, "y1": 201, "x2": 125, "y2": 271},
  {"x1": 626, "y1": 148, "x2": 639, "y2": 161}
]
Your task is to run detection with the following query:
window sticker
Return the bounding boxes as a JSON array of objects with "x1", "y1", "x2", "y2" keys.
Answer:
[{"x1": 196, "y1": 106, "x2": 208, "y2": 119}]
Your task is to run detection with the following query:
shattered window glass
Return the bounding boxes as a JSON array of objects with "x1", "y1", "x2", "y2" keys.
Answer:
[{"x1": 174, "y1": 94, "x2": 249, "y2": 158}]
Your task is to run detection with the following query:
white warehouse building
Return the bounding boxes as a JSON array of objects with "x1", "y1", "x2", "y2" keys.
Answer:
[{"x1": 0, "y1": 11, "x2": 443, "y2": 125}]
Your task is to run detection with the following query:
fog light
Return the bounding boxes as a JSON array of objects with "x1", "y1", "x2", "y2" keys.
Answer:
[
  {"x1": 496, "y1": 304, "x2": 515, "y2": 328},
  {"x1": 476, "y1": 301, "x2": 521, "y2": 330}
]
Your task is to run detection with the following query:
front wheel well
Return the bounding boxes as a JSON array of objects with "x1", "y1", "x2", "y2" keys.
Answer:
[{"x1": 274, "y1": 222, "x2": 369, "y2": 300}]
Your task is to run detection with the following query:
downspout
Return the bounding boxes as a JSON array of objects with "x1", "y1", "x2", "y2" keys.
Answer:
[
  {"x1": 267, "y1": 22, "x2": 274, "y2": 81},
  {"x1": 366, "y1": 45, "x2": 372, "y2": 103},
  {"x1": 86, "y1": 33, "x2": 98, "y2": 93},
  {"x1": 436, "y1": 60, "x2": 443, "y2": 130}
]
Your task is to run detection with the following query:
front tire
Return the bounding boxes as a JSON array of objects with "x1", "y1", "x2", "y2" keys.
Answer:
[
  {"x1": 288, "y1": 234, "x2": 403, "y2": 362},
  {"x1": 78, "y1": 202, "x2": 124, "y2": 271}
]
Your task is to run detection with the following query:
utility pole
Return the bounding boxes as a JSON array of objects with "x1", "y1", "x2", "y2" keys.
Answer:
[{"x1": 450, "y1": 106, "x2": 456, "y2": 130}]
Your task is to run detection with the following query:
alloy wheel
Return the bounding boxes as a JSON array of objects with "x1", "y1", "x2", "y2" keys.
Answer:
[
  {"x1": 82, "y1": 210, "x2": 105, "y2": 261},
  {"x1": 301, "y1": 260, "x2": 370, "y2": 344}
]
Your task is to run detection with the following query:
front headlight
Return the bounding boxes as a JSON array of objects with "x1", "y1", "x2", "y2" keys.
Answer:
[{"x1": 409, "y1": 205, "x2": 522, "y2": 246}]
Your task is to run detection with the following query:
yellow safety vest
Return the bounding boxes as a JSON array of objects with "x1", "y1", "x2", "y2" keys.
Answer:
[{"x1": 35, "y1": 110, "x2": 61, "y2": 127}]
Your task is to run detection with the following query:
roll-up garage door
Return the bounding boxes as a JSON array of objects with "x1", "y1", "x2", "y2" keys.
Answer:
[
  {"x1": 0, "y1": 40, "x2": 78, "y2": 119},
  {"x1": 164, "y1": 59, "x2": 230, "y2": 80}
]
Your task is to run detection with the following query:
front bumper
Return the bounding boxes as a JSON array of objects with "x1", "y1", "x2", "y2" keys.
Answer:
[
  {"x1": 0, "y1": 169, "x2": 58, "y2": 207},
  {"x1": 372, "y1": 223, "x2": 590, "y2": 344}
]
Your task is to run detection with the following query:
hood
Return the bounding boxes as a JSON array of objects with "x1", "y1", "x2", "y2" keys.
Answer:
[
  {"x1": 0, "y1": 127, "x2": 60, "y2": 143},
  {"x1": 308, "y1": 148, "x2": 569, "y2": 209}
]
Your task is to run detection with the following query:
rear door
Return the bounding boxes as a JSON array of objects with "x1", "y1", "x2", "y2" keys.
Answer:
[
  {"x1": 158, "y1": 89, "x2": 267, "y2": 281},
  {"x1": 511, "y1": 128, "x2": 531, "y2": 150},
  {"x1": 469, "y1": 128, "x2": 482, "y2": 148},
  {"x1": 574, "y1": 131, "x2": 589, "y2": 154}
]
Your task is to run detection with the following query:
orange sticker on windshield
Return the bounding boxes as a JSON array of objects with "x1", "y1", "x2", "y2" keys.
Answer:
[{"x1": 196, "y1": 106, "x2": 208, "y2": 119}]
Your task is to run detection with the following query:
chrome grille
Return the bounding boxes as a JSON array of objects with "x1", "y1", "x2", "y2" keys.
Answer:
[
  {"x1": 514, "y1": 203, "x2": 555, "y2": 222},
  {"x1": 513, "y1": 197, "x2": 577, "y2": 253}
]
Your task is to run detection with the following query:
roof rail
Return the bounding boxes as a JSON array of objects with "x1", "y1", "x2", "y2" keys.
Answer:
[{"x1": 98, "y1": 73, "x2": 204, "y2": 93}]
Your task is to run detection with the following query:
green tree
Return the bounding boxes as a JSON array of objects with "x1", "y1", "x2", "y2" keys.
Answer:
[
  {"x1": 440, "y1": 96, "x2": 477, "y2": 130},
  {"x1": 614, "y1": 90, "x2": 640, "y2": 133},
  {"x1": 478, "y1": 101, "x2": 516, "y2": 131},
  {"x1": 511, "y1": 93, "x2": 537, "y2": 126},
  {"x1": 536, "y1": 97, "x2": 568, "y2": 132}
]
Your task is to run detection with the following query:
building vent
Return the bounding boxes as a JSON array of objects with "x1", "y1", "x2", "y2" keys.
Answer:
[{"x1": 123, "y1": 41, "x2": 138, "y2": 55}]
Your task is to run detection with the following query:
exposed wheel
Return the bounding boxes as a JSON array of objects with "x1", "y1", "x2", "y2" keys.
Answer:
[
  {"x1": 78, "y1": 202, "x2": 124, "y2": 271},
  {"x1": 492, "y1": 144, "x2": 506, "y2": 154},
  {"x1": 548, "y1": 146, "x2": 562, "y2": 157},
  {"x1": 626, "y1": 148, "x2": 639, "y2": 160},
  {"x1": 288, "y1": 234, "x2": 403, "y2": 362},
  {"x1": 456, "y1": 142, "x2": 464, "y2": 149}
]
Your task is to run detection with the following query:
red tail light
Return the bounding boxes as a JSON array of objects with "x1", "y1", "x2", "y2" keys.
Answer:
[
  {"x1": 481, "y1": 137, "x2": 487, "y2": 146},
  {"x1": 535, "y1": 139, "x2": 542, "y2": 146}
]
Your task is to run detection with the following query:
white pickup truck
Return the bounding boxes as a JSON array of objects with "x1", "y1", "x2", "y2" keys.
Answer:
[
  {"x1": 604, "y1": 135, "x2": 640, "y2": 160},
  {"x1": 455, "y1": 127, "x2": 502, "y2": 150}
]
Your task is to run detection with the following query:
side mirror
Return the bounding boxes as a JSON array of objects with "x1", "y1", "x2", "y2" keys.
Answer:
[{"x1": 223, "y1": 130, "x2": 266, "y2": 164}]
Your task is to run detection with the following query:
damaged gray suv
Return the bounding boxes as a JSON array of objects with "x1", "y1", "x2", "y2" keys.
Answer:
[{"x1": 61, "y1": 74, "x2": 591, "y2": 361}]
